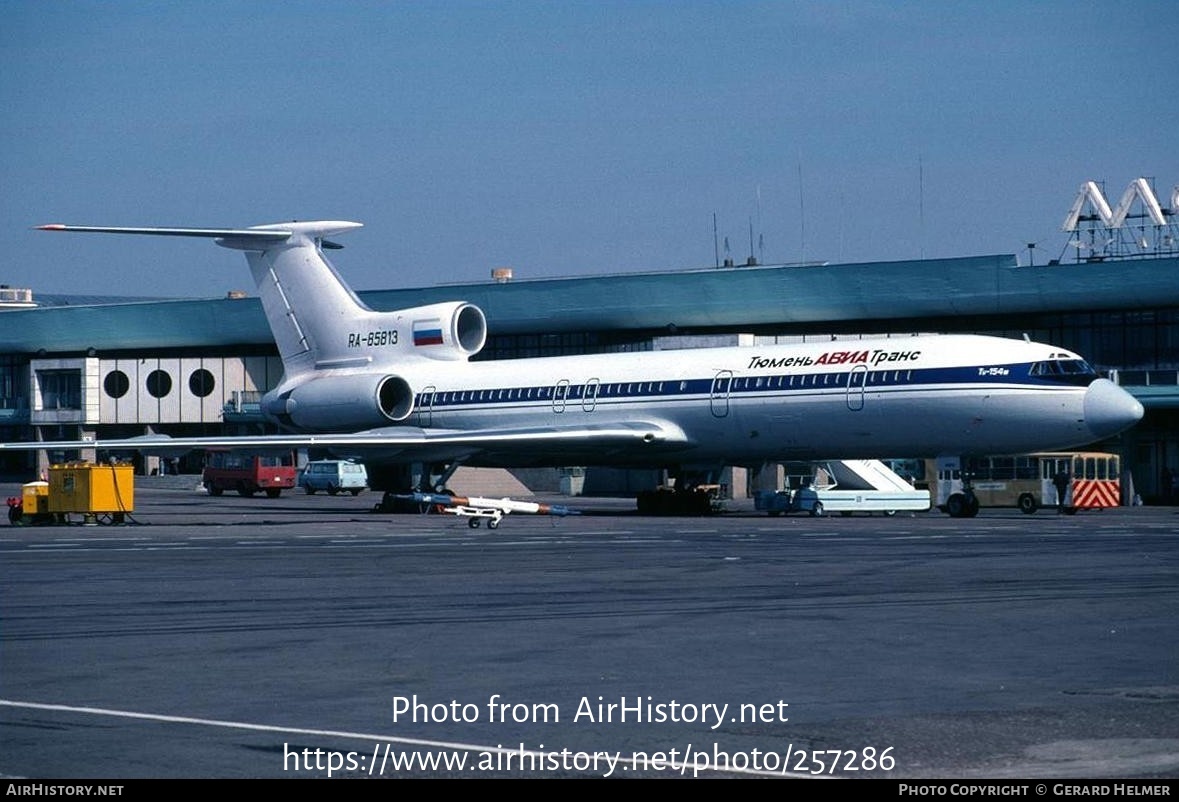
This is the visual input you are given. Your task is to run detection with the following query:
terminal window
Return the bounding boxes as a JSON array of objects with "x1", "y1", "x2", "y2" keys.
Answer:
[{"x1": 36, "y1": 370, "x2": 81, "y2": 410}]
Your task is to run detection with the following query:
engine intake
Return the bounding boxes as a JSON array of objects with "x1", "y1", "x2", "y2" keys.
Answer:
[{"x1": 404, "y1": 301, "x2": 487, "y2": 360}]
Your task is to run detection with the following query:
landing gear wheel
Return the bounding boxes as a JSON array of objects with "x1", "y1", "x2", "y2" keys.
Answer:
[{"x1": 947, "y1": 493, "x2": 979, "y2": 518}]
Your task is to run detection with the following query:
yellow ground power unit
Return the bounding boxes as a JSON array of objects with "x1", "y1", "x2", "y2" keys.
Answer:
[{"x1": 47, "y1": 462, "x2": 135, "y2": 517}]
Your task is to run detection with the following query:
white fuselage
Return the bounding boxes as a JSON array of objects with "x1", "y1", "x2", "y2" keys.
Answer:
[{"x1": 273, "y1": 334, "x2": 1122, "y2": 467}]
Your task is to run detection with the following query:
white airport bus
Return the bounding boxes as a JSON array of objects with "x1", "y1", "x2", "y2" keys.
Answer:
[{"x1": 921, "y1": 452, "x2": 1122, "y2": 515}]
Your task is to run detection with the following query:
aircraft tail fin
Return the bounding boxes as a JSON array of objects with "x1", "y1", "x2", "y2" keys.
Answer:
[
  {"x1": 38, "y1": 220, "x2": 487, "y2": 388},
  {"x1": 38, "y1": 221, "x2": 369, "y2": 377}
]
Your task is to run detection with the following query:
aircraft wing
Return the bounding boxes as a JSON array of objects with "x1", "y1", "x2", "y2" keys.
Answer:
[{"x1": 0, "y1": 421, "x2": 691, "y2": 465}]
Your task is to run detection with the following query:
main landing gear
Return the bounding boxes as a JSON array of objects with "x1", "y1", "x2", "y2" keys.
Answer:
[
  {"x1": 944, "y1": 491, "x2": 980, "y2": 518},
  {"x1": 371, "y1": 461, "x2": 462, "y2": 514},
  {"x1": 635, "y1": 467, "x2": 723, "y2": 516}
]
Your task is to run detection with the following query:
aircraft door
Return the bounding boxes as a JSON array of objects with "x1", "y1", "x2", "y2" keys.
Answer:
[
  {"x1": 553, "y1": 379, "x2": 570, "y2": 413},
  {"x1": 710, "y1": 370, "x2": 733, "y2": 417},
  {"x1": 418, "y1": 385, "x2": 436, "y2": 427},
  {"x1": 582, "y1": 379, "x2": 600, "y2": 412},
  {"x1": 846, "y1": 366, "x2": 867, "y2": 411}
]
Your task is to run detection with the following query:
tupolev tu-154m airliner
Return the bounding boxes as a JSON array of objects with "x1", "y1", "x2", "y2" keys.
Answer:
[{"x1": 4, "y1": 220, "x2": 1143, "y2": 516}]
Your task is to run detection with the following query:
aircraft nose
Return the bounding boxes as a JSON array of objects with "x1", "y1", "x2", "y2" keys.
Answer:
[{"x1": 1083, "y1": 378, "x2": 1144, "y2": 439}]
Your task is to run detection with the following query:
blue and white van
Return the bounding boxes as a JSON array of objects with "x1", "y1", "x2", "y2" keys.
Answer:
[{"x1": 298, "y1": 460, "x2": 369, "y2": 496}]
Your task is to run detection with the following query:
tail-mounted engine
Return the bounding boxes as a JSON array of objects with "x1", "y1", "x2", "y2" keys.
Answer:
[
  {"x1": 400, "y1": 301, "x2": 487, "y2": 361},
  {"x1": 265, "y1": 373, "x2": 415, "y2": 431}
]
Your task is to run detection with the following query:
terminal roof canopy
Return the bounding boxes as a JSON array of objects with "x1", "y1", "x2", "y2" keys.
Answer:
[{"x1": 2, "y1": 253, "x2": 1179, "y2": 354}]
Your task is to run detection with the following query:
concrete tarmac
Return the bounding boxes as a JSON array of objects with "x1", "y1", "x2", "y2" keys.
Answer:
[{"x1": 2, "y1": 482, "x2": 1178, "y2": 779}]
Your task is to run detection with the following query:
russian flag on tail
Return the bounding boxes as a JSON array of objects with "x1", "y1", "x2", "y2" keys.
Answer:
[{"x1": 413, "y1": 319, "x2": 444, "y2": 347}]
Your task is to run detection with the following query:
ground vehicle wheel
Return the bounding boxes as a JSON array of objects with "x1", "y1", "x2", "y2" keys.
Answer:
[
  {"x1": 488, "y1": 518, "x2": 500, "y2": 529},
  {"x1": 266, "y1": 488, "x2": 281, "y2": 498},
  {"x1": 237, "y1": 484, "x2": 255, "y2": 497},
  {"x1": 304, "y1": 486, "x2": 316, "y2": 495},
  {"x1": 884, "y1": 510, "x2": 897, "y2": 517},
  {"x1": 206, "y1": 483, "x2": 223, "y2": 497},
  {"x1": 1018, "y1": 493, "x2": 1038, "y2": 514},
  {"x1": 809, "y1": 501, "x2": 824, "y2": 517},
  {"x1": 964, "y1": 495, "x2": 980, "y2": 517},
  {"x1": 350, "y1": 488, "x2": 361, "y2": 496},
  {"x1": 327, "y1": 485, "x2": 339, "y2": 496},
  {"x1": 468, "y1": 518, "x2": 480, "y2": 528}
]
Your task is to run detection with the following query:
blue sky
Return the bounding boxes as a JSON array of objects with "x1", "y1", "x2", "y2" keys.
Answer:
[{"x1": 2, "y1": 1, "x2": 1176, "y2": 298}]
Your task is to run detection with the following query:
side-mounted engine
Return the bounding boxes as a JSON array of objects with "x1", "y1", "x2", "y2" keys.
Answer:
[
  {"x1": 398, "y1": 301, "x2": 487, "y2": 361},
  {"x1": 263, "y1": 373, "x2": 415, "y2": 432}
]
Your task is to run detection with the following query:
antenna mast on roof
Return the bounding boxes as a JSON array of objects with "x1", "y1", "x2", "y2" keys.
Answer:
[
  {"x1": 918, "y1": 151, "x2": 926, "y2": 260},
  {"x1": 797, "y1": 159, "x2": 806, "y2": 264},
  {"x1": 713, "y1": 212, "x2": 719, "y2": 268}
]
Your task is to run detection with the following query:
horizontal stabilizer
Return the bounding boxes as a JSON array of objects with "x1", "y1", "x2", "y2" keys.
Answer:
[
  {"x1": 35, "y1": 221, "x2": 362, "y2": 250},
  {"x1": 37, "y1": 224, "x2": 290, "y2": 240}
]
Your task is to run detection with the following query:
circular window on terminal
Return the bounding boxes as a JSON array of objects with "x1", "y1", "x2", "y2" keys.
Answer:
[
  {"x1": 103, "y1": 370, "x2": 130, "y2": 399},
  {"x1": 145, "y1": 369, "x2": 172, "y2": 399},
  {"x1": 189, "y1": 368, "x2": 215, "y2": 398}
]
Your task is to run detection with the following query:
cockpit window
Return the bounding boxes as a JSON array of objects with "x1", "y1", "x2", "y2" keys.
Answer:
[
  {"x1": 1029, "y1": 359, "x2": 1098, "y2": 384},
  {"x1": 1058, "y1": 359, "x2": 1094, "y2": 375}
]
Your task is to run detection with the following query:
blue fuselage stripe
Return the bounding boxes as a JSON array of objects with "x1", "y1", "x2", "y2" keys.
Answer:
[{"x1": 415, "y1": 363, "x2": 1091, "y2": 411}]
